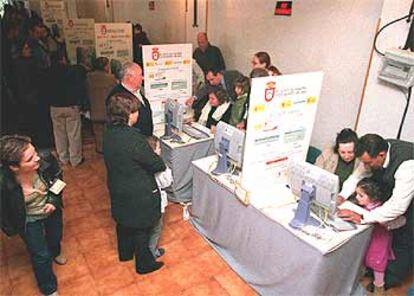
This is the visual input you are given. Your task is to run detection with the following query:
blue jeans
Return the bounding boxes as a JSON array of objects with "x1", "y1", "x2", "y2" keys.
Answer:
[{"x1": 20, "y1": 209, "x2": 63, "y2": 295}]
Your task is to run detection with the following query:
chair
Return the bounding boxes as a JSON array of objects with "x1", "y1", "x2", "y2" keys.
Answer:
[{"x1": 306, "y1": 146, "x2": 321, "y2": 164}]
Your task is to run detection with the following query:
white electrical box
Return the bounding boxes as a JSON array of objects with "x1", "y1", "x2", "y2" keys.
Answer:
[{"x1": 379, "y1": 48, "x2": 414, "y2": 89}]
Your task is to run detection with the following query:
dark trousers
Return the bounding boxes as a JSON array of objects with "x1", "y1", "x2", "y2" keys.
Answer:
[
  {"x1": 20, "y1": 209, "x2": 63, "y2": 295},
  {"x1": 115, "y1": 223, "x2": 157, "y2": 273},
  {"x1": 385, "y1": 226, "x2": 413, "y2": 287}
]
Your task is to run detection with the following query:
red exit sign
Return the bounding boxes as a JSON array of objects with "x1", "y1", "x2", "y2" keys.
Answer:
[{"x1": 274, "y1": 1, "x2": 292, "y2": 16}]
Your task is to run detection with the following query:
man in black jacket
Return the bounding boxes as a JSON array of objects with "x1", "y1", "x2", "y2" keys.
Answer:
[{"x1": 107, "y1": 62, "x2": 154, "y2": 137}]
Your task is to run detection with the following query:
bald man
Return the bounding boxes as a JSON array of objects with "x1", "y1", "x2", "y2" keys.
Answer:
[
  {"x1": 107, "y1": 62, "x2": 154, "y2": 136},
  {"x1": 193, "y1": 32, "x2": 226, "y2": 75}
]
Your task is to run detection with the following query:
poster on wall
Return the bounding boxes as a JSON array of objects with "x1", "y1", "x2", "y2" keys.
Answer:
[
  {"x1": 95, "y1": 23, "x2": 133, "y2": 68},
  {"x1": 40, "y1": 1, "x2": 67, "y2": 36},
  {"x1": 142, "y1": 44, "x2": 193, "y2": 124},
  {"x1": 63, "y1": 18, "x2": 95, "y2": 65},
  {"x1": 241, "y1": 72, "x2": 324, "y2": 198}
]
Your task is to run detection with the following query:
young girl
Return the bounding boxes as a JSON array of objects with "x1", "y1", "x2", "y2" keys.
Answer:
[
  {"x1": 355, "y1": 178, "x2": 395, "y2": 295},
  {"x1": 147, "y1": 136, "x2": 173, "y2": 258},
  {"x1": 229, "y1": 76, "x2": 250, "y2": 127}
]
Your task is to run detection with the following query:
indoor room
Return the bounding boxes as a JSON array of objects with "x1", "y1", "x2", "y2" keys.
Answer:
[{"x1": 1, "y1": 0, "x2": 413, "y2": 295}]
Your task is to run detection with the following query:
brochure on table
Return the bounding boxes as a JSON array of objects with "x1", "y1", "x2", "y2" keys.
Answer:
[
  {"x1": 40, "y1": 0, "x2": 67, "y2": 36},
  {"x1": 241, "y1": 72, "x2": 324, "y2": 201},
  {"x1": 142, "y1": 44, "x2": 193, "y2": 125},
  {"x1": 95, "y1": 23, "x2": 133, "y2": 66},
  {"x1": 63, "y1": 19, "x2": 95, "y2": 65}
]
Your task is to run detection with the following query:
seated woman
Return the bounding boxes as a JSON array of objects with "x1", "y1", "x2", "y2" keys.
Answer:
[
  {"x1": 197, "y1": 88, "x2": 231, "y2": 130},
  {"x1": 315, "y1": 128, "x2": 360, "y2": 189},
  {"x1": 0, "y1": 135, "x2": 65, "y2": 296}
]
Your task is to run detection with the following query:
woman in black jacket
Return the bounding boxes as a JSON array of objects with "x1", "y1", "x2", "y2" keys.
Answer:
[
  {"x1": 103, "y1": 92, "x2": 165, "y2": 274},
  {"x1": 0, "y1": 135, "x2": 65, "y2": 296}
]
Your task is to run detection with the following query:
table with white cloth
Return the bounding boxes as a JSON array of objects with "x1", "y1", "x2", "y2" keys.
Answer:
[
  {"x1": 160, "y1": 133, "x2": 215, "y2": 203},
  {"x1": 191, "y1": 155, "x2": 373, "y2": 296}
]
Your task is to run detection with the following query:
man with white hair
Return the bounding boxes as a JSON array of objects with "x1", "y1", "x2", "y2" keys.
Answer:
[{"x1": 106, "y1": 62, "x2": 153, "y2": 136}]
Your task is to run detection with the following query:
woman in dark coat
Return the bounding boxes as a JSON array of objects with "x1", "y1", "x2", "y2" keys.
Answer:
[{"x1": 103, "y1": 92, "x2": 165, "y2": 274}]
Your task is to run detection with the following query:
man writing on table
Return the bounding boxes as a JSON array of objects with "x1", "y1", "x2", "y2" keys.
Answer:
[{"x1": 337, "y1": 134, "x2": 414, "y2": 289}]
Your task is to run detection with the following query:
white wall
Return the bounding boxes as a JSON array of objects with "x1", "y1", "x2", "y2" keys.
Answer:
[
  {"x1": 112, "y1": 0, "x2": 187, "y2": 44},
  {"x1": 357, "y1": 0, "x2": 414, "y2": 141},
  {"x1": 208, "y1": 0, "x2": 383, "y2": 149}
]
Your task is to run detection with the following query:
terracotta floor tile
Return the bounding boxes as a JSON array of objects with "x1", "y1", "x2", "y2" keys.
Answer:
[
  {"x1": 159, "y1": 239, "x2": 192, "y2": 266},
  {"x1": 170, "y1": 219, "x2": 196, "y2": 240},
  {"x1": 94, "y1": 209, "x2": 115, "y2": 228},
  {"x1": 95, "y1": 265, "x2": 135, "y2": 295},
  {"x1": 0, "y1": 267, "x2": 12, "y2": 295},
  {"x1": 60, "y1": 234, "x2": 82, "y2": 258},
  {"x1": 83, "y1": 245, "x2": 120, "y2": 279},
  {"x1": 59, "y1": 273, "x2": 99, "y2": 296},
  {"x1": 7, "y1": 254, "x2": 32, "y2": 280},
  {"x1": 168, "y1": 260, "x2": 211, "y2": 290},
  {"x1": 192, "y1": 249, "x2": 231, "y2": 276},
  {"x1": 181, "y1": 278, "x2": 230, "y2": 296},
  {"x1": 54, "y1": 253, "x2": 90, "y2": 283},
  {"x1": 134, "y1": 265, "x2": 183, "y2": 295},
  {"x1": 158, "y1": 223, "x2": 178, "y2": 245},
  {"x1": 63, "y1": 200, "x2": 94, "y2": 222},
  {"x1": 106, "y1": 283, "x2": 140, "y2": 296},
  {"x1": 10, "y1": 273, "x2": 38, "y2": 296},
  {"x1": 3, "y1": 236, "x2": 27, "y2": 258},
  {"x1": 214, "y1": 270, "x2": 257, "y2": 296},
  {"x1": 75, "y1": 227, "x2": 112, "y2": 253},
  {"x1": 164, "y1": 203, "x2": 185, "y2": 224},
  {"x1": 65, "y1": 213, "x2": 104, "y2": 235},
  {"x1": 182, "y1": 231, "x2": 212, "y2": 259}
]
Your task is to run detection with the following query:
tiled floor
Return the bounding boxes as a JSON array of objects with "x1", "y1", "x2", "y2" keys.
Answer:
[{"x1": 0, "y1": 131, "x2": 412, "y2": 295}]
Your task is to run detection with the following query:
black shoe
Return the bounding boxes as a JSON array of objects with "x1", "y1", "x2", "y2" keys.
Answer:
[
  {"x1": 156, "y1": 248, "x2": 165, "y2": 258},
  {"x1": 136, "y1": 261, "x2": 164, "y2": 274},
  {"x1": 119, "y1": 256, "x2": 133, "y2": 262}
]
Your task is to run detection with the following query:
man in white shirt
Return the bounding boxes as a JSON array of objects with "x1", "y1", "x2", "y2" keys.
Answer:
[{"x1": 337, "y1": 134, "x2": 414, "y2": 289}]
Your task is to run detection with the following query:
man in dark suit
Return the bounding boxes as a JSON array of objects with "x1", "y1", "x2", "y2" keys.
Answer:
[
  {"x1": 107, "y1": 62, "x2": 154, "y2": 136},
  {"x1": 185, "y1": 68, "x2": 243, "y2": 120}
]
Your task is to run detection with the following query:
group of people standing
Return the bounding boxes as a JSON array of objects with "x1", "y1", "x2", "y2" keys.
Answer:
[{"x1": 1, "y1": 8, "x2": 413, "y2": 294}]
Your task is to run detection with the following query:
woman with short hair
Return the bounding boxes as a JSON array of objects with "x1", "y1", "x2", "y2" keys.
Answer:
[{"x1": 103, "y1": 92, "x2": 165, "y2": 274}]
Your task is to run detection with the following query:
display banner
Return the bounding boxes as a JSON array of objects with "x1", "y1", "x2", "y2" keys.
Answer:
[
  {"x1": 63, "y1": 18, "x2": 95, "y2": 65},
  {"x1": 241, "y1": 72, "x2": 324, "y2": 198},
  {"x1": 40, "y1": 1, "x2": 67, "y2": 35},
  {"x1": 142, "y1": 44, "x2": 193, "y2": 124},
  {"x1": 95, "y1": 23, "x2": 133, "y2": 66}
]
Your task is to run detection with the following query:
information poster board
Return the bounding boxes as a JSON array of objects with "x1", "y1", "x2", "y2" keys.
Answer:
[
  {"x1": 241, "y1": 72, "x2": 324, "y2": 198},
  {"x1": 63, "y1": 18, "x2": 95, "y2": 65},
  {"x1": 142, "y1": 44, "x2": 192, "y2": 124},
  {"x1": 40, "y1": 1, "x2": 67, "y2": 35},
  {"x1": 95, "y1": 23, "x2": 133, "y2": 66}
]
